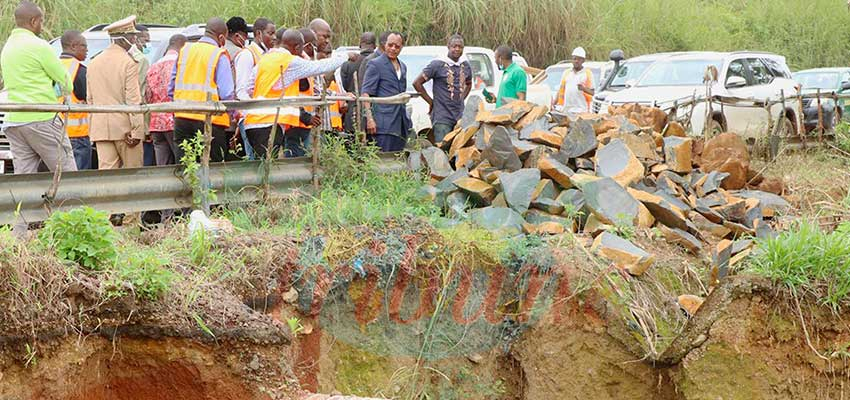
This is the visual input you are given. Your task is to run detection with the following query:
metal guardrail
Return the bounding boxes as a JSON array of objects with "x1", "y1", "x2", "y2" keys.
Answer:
[{"x1": 0, "y1": 153, "x2": 404, "y2": 226}]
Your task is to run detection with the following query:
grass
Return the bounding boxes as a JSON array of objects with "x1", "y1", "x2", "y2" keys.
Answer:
[
  {"x1": 747, "y1": 222, "x2": 850, "y2": 313},
  {"x1": 1, "y1": 0, "x2": 847, "y2": 71}
]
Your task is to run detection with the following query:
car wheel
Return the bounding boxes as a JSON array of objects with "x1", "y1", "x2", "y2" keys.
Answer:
[
  {"x1": 777, "y1": 116, "x2": 796, "y2": 137},
  {"x1": 705, "y1": 118, "x2": 723, "y2": 137}
]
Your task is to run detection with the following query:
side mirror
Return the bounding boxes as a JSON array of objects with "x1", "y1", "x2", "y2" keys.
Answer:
[
  {"x1": 609, "y1": 49, "x2": 625, "y2": 63},
  {"x1": 841, "y1": 81, "x2": 850, "y2": 91},
  {"x1": 726, "y1": 76, "x2": 747, "y2": 89}
]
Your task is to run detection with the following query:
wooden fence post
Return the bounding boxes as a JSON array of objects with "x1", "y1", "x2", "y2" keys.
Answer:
[
  {"x1": 200, "y1": 93, "x2": 213, "y2": 215},
  {"x1": 816, "y1": 89, "x2": 824, "y2": 142}
]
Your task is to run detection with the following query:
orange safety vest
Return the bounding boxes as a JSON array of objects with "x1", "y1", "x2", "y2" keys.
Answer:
[
  {"x1": 327, "y1": 80, "x2": 343, "y2": 130},
  {"x1": 173, "y1": 42, "x2": 230, "y2": 127},
  {"x1": 244, "y1": 51, "x2": 301, "y2": 127},
  {"x1": 240, "y1": 43, "x2": 264, "y2": 66},
  {"x1": 292, "y1": 77, "x2": 314, "y2": 129},
  {"x1": 555, "y1": 68, "x2": 593, "y2": 110},
  {"x1": 58, "y1": 58, "x2": 90, "y2": 138}
]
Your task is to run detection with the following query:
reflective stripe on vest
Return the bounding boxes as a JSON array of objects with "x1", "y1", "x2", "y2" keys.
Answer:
[
  {"x1": 58, "y1": 58, "x2": 90, "y2": 138},
  {"x1": 327, "y1": 81, "x2": 343, "y2": 130},
  {"x1": 244, "y1": 51, "x2": 301, "y2": 128},
  {"x1": 173, "y1": 42, "x2": 231, "y2": 127}
]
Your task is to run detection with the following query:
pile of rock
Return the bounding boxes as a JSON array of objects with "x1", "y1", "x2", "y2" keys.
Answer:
[{"x1": 413, "y1": 99, "x2": 790, "y2": 276}]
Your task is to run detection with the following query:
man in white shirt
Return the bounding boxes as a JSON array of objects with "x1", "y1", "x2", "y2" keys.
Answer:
[
  {"x1": 233, "y1": 18, "x2": 275, "y2": 159},
  {"x1": 554, "y1": 47, "x2": 594, "y2": 114}
]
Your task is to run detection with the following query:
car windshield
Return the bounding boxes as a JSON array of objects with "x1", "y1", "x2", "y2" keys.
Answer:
[
  {"x1": 608, "y1": 61, "x2": 652, "y2": 89},
  {"x1": 793, "y1": 72, "x2": 841, "y2": 90},
  {"x1": 637, "y1": 59, "x2": 723, "y2": 87},
  {"x1": 50, "y1": 38, "x2": 164, "y2": 65}
]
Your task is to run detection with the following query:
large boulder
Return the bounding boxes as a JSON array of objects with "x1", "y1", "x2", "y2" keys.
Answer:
[
  {"x1": 421, "y1": 146, "x2": 453, "y2": 180},
  {"x1": 560, "y1": 119, "x2": 598, "y2": 158},
  {"x1": 700, "y1": 133, "x2": 750, "y2": 189},
  {"x1": 500, "y1": 168, "x2": 541, "y2": 213},
  {"x1": 482, "y1": 126, "x2": 523, "y2": 171},
  {"x1": 596, "y1": 138, "x2": 645, "y2": 187},
  {"x1": 579, "y1": 177, "x2": 640, "y2": 225}
]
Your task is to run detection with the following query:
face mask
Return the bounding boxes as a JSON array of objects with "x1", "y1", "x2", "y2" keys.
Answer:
[
  {"x1": 127, "y1": 43, "x2": 142, "y2": 58},
  {"x1": 142, "y1": 46, "x2": 151, "y2": 55}
]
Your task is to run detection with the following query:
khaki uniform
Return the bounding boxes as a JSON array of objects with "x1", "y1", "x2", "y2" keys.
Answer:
[{"x1": 86, "y1": 43, "x2": 144, "y2": 169}]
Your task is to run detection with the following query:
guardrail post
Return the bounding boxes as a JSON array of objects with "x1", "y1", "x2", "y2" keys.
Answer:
[
  {"x1": 199, "y1": 94, "x2": 213, "y2": 215},
  {"x1": 816, "y1": 89, "x2": 824, "y2": 142},
  {"x1": 796, "y1": 89, "x2": 806, "y2": 149}
]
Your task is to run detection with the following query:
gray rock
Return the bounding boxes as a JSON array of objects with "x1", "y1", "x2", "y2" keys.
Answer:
[
  {"x1": 591, "y1": 232, "x2": 655, "y2": 276},
  {"x1": 700, "y1": 171, "x2": 730, "y2": 196},
  {"x1": 446, "y1": 191, "x2": 470, "y2": 219},
  {"x1": 511, "y1": 138, "x2": 539, "y2": 159},
  {"x1": 501, "y1": 168, "x2": 541, "y2": 213},
  {"x1": 731, "y1": 239, "x2": 753, "y2": 255},
  {"x1": 560, "y1": 119, "x2": 598, "y2": 158},
  {"x1": 435, "y1": 167, "x2": 469, "y2": 193},
  {"x1": 596, "y1": 138, "x2": 644, "y2": 186},
  {"x1": 658, "y1": 171, "x2": 692, "y2": 194},
  {"x1": 660, "y1": 226, "x2": 702, "y2": 254},
  {"x1": 655, "y1": 189, "x2": 693, "y2": 212},
  {"x1": 421, "y1": 146, "x2": 453, "y2": 179},
  {"x1": 618, "y1": 116, "x2": 641, "y2": 135},
  {"x1": 531, "y1": 197, "x2": 565, "y2": 215},
  {"x1": 460, "y1": 96, "x2": 482, "y2": 129},
  {"x1": 696, "y1": 192, "x2": 727, "y2": 209},
  {"x1": 734, "y1": 190, "x2": 791, "y2": 215},
  {"x1": 575, "y1": 158, "x2": 595, "y2": 170},
  {"x1": 581, "y1": 177, "x2": 640, "y2": 225},
  {"x1": 469, "y1": 207, "x2": 526, "y2": 235},
  {"x1": 407, "y1": 150, "x2": 423, "y2": 171},
  {"x1": 556, "y1": 189, "x2": 586, "y2": 211},
  {"x1": 695, "y1": 205, "x2": 725, "y2": 224},
  {"x1": 482, "y1": 126, "x2": 522, "y2": 171},
  {"x1": 524, "y1": 209, "x2": 573, "y2": 226},
  {"x1": 519, "y1": 118, "x2": 552, "y2": 140}
]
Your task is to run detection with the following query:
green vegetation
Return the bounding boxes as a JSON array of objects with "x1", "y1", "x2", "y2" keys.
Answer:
[
  {"x1": 224, "y1": 136, "x2": 439, "y2": 234},
  {"x1": 38, "y1": 206, "x2": 117, "y2": 270},
  {"x1": 747, "y1": 222, "x2": 850, "y2": 312},
  {"x1": 179, "y1": 130, "x2": 216, "y2": 209},
  {"x1": 0, "y1": 0, "x2": 845, "y2": 71},
  {"x1": 105, "y1": 246, "x2": 176, "y2": 301}
]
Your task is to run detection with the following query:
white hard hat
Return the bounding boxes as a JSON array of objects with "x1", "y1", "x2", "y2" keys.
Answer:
[{"x1": 571, "y1": 47, "x2": 587, "y2": 59}]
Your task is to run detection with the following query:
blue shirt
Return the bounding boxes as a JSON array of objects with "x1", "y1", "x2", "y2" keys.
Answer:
[{"x1": 168, "y1": 36, "x2": 234, "y2": 101}]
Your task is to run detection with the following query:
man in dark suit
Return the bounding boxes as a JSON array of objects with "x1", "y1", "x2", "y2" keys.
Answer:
[{"x1": 361, "y1": 31, "x2": 412, "y2": 152}]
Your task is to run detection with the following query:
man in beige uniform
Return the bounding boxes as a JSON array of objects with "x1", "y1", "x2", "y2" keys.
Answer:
[{"x1": 86, "y1": 15, "x2": 144, "y2": 169}]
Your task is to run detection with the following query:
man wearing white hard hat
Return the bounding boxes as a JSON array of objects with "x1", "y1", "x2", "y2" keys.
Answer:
[{"x1": 554, "y1": 47, "x2": 594, "y2": 114}]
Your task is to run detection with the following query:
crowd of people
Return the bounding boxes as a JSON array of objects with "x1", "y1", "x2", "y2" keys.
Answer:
[{"x1": 0, "y1": 1, "x2": 597, "y2": 203}]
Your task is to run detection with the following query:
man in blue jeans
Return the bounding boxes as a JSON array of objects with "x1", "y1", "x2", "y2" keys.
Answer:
[
  {"x1": 59, "y1": 30, "x2": 93, "y2": 169},
  {"x1": 413, "y1": 34, "x2": 472, "y2": 144}
]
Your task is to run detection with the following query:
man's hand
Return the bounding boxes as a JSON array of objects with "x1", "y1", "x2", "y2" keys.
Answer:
[
  {"x1": 311, "y1": 115, "x2": 322, "y2": 127},
  {"x1": 125, "y1": 133, "x2": 141, "y2": 147},
  {"x1": 578, "y1": 83, "x2": 592, "y2": 94},
  {"x1": 366, "y1": 117, "x2": 377, "y2": 134}
]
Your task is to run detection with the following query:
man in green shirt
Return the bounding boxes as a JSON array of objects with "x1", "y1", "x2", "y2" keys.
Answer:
[
  {"x1": 1, "y1": 1, "x2": 77, "y2": 175},
  {"x1": 488, "y1": 45, "x2": 527, "y2": 107}
]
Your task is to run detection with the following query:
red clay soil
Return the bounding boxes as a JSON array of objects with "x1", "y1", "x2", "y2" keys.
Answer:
[{"x1": 0, "y1": 336, "x2": 300, "y2": 400}]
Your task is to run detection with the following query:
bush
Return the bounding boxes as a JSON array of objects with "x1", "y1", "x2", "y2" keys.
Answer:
[
  {"x1": 38, "y1": 207, "x2": 117, "y2": 271},
  {"x1": 106, "y1": 248, "x2": 176, "y2": 301},
  {"x1": 747, "y1": 222, "x2": 850, "y2": 312}
]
